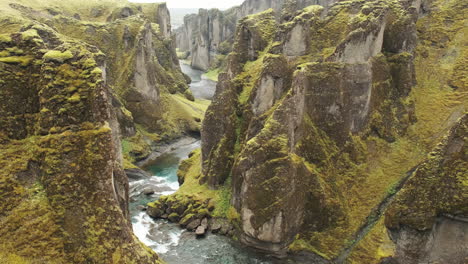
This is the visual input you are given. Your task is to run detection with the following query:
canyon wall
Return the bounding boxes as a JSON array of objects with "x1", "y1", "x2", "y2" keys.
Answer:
[
  {"x1": 0, "y1": 0, "x2": 201, "y2": 262},
  {"x1": 200, "y1": 0, "x2": 467, "y2": 262},
  {"x1": 175, "y1": 0, "x2": 338, "y2": 71}
]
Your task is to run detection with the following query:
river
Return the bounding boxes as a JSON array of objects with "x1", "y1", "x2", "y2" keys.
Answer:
[
  {"x1": 129, "y1": 63, "x2": 284, "y2": 263},
  {"x1": 180, "y1": 61, "x2": 217, "y2": 100}
]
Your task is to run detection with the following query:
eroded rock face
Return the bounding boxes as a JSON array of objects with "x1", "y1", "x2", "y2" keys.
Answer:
[
  {"x1": 175, "y1": 0, "x2": 337, "y2": 71},
  {"x1": 201, "y1": 0, "x2": 422, "y2": 257},
  {"x1": 385, "y1": 115, "x2": 468, "y2": 263},
  {"x1": 387, "y1": 218, "x2": 468, "y2": 264},
  {"x1": 0, "y1": 25, "x2": 160, "y2": 263},
  {"x1": 0, "y1": 0, "x2": 199, "y2": 262},
  {"x1": 42, "y1": 3, "x2": 193, "y2": 134},
  {"x1": 284, "y1": 24, "x2": 308, "y2": 56}
]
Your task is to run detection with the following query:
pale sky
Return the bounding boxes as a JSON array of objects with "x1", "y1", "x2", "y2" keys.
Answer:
[{"x1": 129, "y1": 0, "x2": 244, "y2": 9}]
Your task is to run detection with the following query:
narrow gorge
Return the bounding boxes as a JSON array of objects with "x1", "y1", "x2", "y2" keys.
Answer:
[{"x1": 0, "y1": 0, "x2": 466, "y2": 264}]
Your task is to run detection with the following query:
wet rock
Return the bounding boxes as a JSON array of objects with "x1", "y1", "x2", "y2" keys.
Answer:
[
  {"x1": 201, "y1": 218, "x2": 208, "y2": 229},
  {"x1": 168, "y1": 213, "x2": 180, "y2": 222},
  {"x1": 161, "y1": 214, "x2": 168, "y2": 219},
  {"x1": 142, "y1": 188, "x2": 155, "y2": 195},
  {"x1": 210, "y1": 219, "x2": 222, "y2": 233},
  {"x1": 186, "y1": 219, "x2": 201, "y2": 231},
  {"x1": 137, "y1": 205, "x2": 147, "y2": 211},
  {"x1": 179, "y1": 214, "x2": 196, "y2": 227},
  {"x1": 147, "y1": 206, "x2": 164, "y2": 218},
  {"x1": 195, "y1": 225, "x2": 206, "y2": 237},
  {"x1": 195, "y1": 208, "x2": 210, "y2": 219},
  {"x1": 171, "y1": 201, "x2": 188, "y2": 215},
  {"x1": 125, "y1": 168, "x2": 151, "y2": 180},
  {"x1": 219, "y1": 222, "x2": 232, "y2": 235}
]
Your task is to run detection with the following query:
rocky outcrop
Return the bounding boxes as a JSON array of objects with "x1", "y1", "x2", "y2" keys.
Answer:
[
  {"x1": 175, "y1": 0, "x2": 338, "y2": 71},
  {"x1": 200, "y1": 0, "x2": 466, "y2": 261},
  {"x1": 0, "y1": 24, "x2": 160, "y2": 263},
  {"x1": 5, "y1": 0, "x2": 200, "y2": 140},
  {"x1": 385, "y1": 115, "x2": 468, "y2": 264},
  {"x1": 11, "y1": 0, "x2": 206, "y2": 167},
  {"x1": 0, "y1": 0, "x2": 203, "y2": 262}
]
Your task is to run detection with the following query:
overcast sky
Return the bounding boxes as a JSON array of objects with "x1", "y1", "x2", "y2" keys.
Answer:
[{"x1": 129, "y1": 0, "x2": 244, "y2": 9}]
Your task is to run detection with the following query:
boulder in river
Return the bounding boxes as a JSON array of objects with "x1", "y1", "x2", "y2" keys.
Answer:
[
  {"x1": 142, "y1": 188, "x2": 155, "y2": 195},
  {"x1": 201, "y1": 218, "x2": 208, "y2": 229},
  {"x1": 210, "y1": 219, "x2": 222, "y2": 233},
  {"x1": 219, "y1": 222, "x2": 232, "y2": 236},
  {"x1": 195, "y1": 225, "x2": 206, "y2": 237},
  {"x1": 125, "y1": 168, "x2": 152, "y2": 180},
  {"x1": 137, "y1": 205, "x2": 147, "y2": 211},
  {"x1": 186, "y1": 219, "x2": 201, "y2": 231},
  {"x1": 179, "y1": 214, "x2": 196, "y2": 227},
  {"x1": 168, "y1": 213, "x2": 180, "y2": 222},
  {"x1": 147, "y1": 205, "x2": 164, "y2": 218}
]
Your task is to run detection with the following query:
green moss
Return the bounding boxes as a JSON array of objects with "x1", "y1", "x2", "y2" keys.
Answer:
[
  {"x1": 0, "y1": 3, "x2": 172, "y2": 263},
  {"x1": 121, "y1": 130, "x2": 152, "y2": 165},
  {"x1": 91, "y1": 67, "x2": 102, "y2": 75},
  {"x1": 168, "y1": 213, "x2": 180, "y2": 221},
  {"x1": 226, "y1": 206, "x2": 240, "y2": 222},
  {"x1": 43, "y1": 50, "x2": 74, "y2": 63},
  {"x1": 386, "y1": 116, "x2": 467, "y2": 230},
  {"x1": 244, "y1": 9, "x2": 276, "y2": 43},
  {"x1": 180, "y1": 213, "x2": 195, "y2": 225},
  {"x1": 346, "y1": 219, "x2": 395, "y2": 264},
  {"x1": 83, "y1": 58, "x2": 97, "y2": 68},
  {"x1": 154, "y1": 149, "x2": 234, "y2": 221},
  {"x1": 154, "y1": 94, "x2": 209, "y2": 139},
  {"x1": 67, "y1": 93, "x2": 81, "y2": 103},
  {"x1": 289, "y1": 236, "x2": 331, "y2": 260},
  {"x1": 212, "y1": 181, "x2": 232, "y2": 218},
  {"x1": 0, "y1": 56, "x2": 33, "y2": 66},
  {"x1": 0, "y1": 34, "x2": 12, "y2": 43},
  {"x1": 6, "y1": 47, "x2": 24, "y2": 55},
  {"x1": 236, "y1": 54, "x2": 265, "y2": 105},
  {"x1": 21, "y1": 29, "x2": 39, "y2": 40},
  {"x1": 176, "y1": 50, "x2": 189, "y2": 60},
  {"x1": 203, "y1": 68, "x2": 220, "y2": 81}
]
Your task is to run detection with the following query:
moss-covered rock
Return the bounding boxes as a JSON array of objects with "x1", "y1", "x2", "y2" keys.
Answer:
[
  {"x1": 385, "y1": 115, "x2": 467, "y2": 229},
  {"x1": 0, "y1": 24, "x2": 161, "y2": 263},
  {"x1": 198, "y1": 0, "x2": 467, "y2": 261},
  {"x1": 0, "y1": 0, "x2": 198, "y2": 147}
]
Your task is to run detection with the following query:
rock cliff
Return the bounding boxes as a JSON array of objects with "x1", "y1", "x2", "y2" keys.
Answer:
[
  {"x1": 175, "y1": 0, "x2": 338, "y2": 71},
  {"x1": 198, "y1": 0, "x2": 467, "y2": 262},
  {"x1": 0, "y1": 0, "x2": 202, "y2": 262},
  {"x1": 0, "y1": 24, "x2": 160, "y2": 263},
  {"x1": 384, "y1": 115, "x2": 467, "y2": 264}
]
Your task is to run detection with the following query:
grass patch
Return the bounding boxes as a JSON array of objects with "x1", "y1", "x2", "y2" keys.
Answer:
[{"x1": 202, "y1": 68, "x2": 220, "y2": 82}]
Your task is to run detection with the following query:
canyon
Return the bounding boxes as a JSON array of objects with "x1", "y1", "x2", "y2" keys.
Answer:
[{"x1": 0, "y1": 0, "x2": 466, "y2": 263}]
